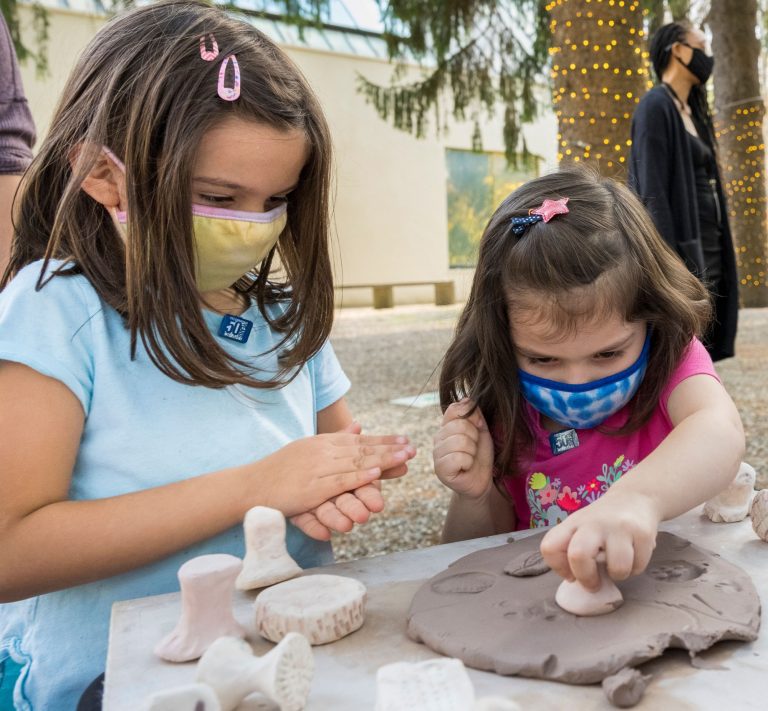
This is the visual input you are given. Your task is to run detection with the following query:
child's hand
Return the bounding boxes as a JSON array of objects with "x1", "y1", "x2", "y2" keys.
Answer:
[
  {"x1": 433, "y1": 399, "x2": 494, "y2": 500},
  {"x1": 290, "y1": 482, "x2": 384, "y2": 540},
  {"x1": 289, "y1": 421, "x2": 410, "y2": 540},
  {"x1": 256, "y1": 431, "x2": 415, "y2": 522},
  {"x1": 539, "y1": 490, "x2": 661, "y2": 591}
]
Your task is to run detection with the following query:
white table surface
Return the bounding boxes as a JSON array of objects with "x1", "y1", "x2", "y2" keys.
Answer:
[{"x1": 104, "y1": 509, "x2": 768, "y2": 710}]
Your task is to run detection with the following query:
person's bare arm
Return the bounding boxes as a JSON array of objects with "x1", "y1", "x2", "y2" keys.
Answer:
[
  {"x1": 0, "y1": 174, "x2": 21, "y2": 274},
  {"x1": 541, "y1": 374, "x2": 744, "y2": 590},
  {"x1": 0, "y1": 362, "x2": 413, "y2": 601}
]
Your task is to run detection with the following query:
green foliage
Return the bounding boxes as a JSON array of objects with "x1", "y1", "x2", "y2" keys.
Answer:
[
  {"x1": 357, "y1": 1, "x2": 550, "y2": 165},
  {"x1": 1, "y1": 0, "x2": 50, "y2": 76}
]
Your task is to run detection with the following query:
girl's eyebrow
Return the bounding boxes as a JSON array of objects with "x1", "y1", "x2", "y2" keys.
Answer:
[
  {"x1": 517, "y1": 332, "x2": 636, "y2": 359},
  {"x1": 193, "y1": 176, "x2": 299, "y2": 194}
]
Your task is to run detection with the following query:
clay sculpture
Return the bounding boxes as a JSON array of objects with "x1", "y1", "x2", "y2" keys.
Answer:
[
  {"x1": 601, "y1": 667, "x2": 652, "y2": 708},
  {"x1": 407, "y1": 531, "x2": 760, "y2": 685},
  {"x1": 750, "y1": 488, "x2": 768, "y2": 541},
  {"x1": 145, "y1": 682, "x2": 221, "y2": 710},
  {"x1": 155, "y1": 554, "x2": 245, "y2": 663},
  {"x1": 236, "y1": 506, "x2": 302, "y2": 591},
  {"x1": 703, "y1": 462, "x2": 756, "y2": 523},
  {"x1": 374, "y1": 658, "x2": 475, "y2": 711},
  {"x1": 555, "y1": 554, "x2": 624, "y2": 616},
  {"x1": 255, "y1": 574, "x2": 366, "y2": 645},
  {"x1": 196, "y1": 633, "x2": 314, "y2": 711}
]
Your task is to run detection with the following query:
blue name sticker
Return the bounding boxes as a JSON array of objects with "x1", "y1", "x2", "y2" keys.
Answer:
[
  {"x1": 549, "y1": 428, "x2": 580, "y2": 456},
  {"x1": 218, "y1": 315, "x2": 253, "y2": 344}
]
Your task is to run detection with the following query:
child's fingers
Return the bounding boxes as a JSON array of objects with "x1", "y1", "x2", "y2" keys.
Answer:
[
  {"x1": 333, "y1": 443, "x2": 414, "y2": 462},
  {"x1": 441, "y1": 398, "x2": 475, "y2": 424},
  {"x1": 340, "y1": 421, "x2": 363, "y2": 435},
  {"x1": 630, "y1": 536, "x2": 656, "y2": 577},
  {"x1": 379, "y1": 463, "x2": 408, "y2": 480},
  {"x1": 315, "y1": 500, "x2": 355, "y2": 532},
  {"x1": 433, "y1": 433, "x2": 478, "y2": 462},
  {"x1": 333, "y1": 492, "x2": 373, "y2": 524},
  {"x1": 352, "y1": 483, "x2": 385, "y2": 513},
  {"x1": 540, "y1": 521, "x2": 577, "y2": 581},
  {"x1": 433, "y1": 419, "x2": 480, "y2": 446},
  {"x1": 290, "y1": 512, "x2": 332, "y2": 541},
  {"x1": 337, "y1": 445, "x2": 416, "y2": 475},
  {"x1": 434, "y1": 451, "x2": 474, "y2": 478},
  {"x1": 565, "y1": 529, "x2": 605, "y2": 592},
  {"x1": 604, "y1": 532, "x2": 635, "y2": 581}
]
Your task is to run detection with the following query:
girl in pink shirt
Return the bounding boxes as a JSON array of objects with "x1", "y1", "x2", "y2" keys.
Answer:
[{"x1": 433, "y1": 167, "x2": 744, "y2": 593}]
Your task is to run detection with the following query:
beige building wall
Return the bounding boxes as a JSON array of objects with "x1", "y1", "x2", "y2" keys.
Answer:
[{"x1": 17, "y1": 5, "x2": 558, "y2": 307}]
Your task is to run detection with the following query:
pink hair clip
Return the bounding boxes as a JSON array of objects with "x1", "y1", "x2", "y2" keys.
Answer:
[
  {"x1": 510, "y1": 197, "x2": 569, "y2": 236},
  {"x1": 217, "y1": 54, "x2": 241, "y2": 101},
  {"x1": 199, "y1": 34, "x2": 219, "y2": 61},
  {"x1": 530, "y1": 197, "x2": 570, "y2": 221}
]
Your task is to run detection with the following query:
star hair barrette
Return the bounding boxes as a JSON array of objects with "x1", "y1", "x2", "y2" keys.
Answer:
[{"x1": 510, "y1": 197, "x2": 569, "y2": 236}]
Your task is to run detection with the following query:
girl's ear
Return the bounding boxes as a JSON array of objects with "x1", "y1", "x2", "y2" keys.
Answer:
[{"x1": 69, "y1": 143, "x2": 126, "y2": 210}]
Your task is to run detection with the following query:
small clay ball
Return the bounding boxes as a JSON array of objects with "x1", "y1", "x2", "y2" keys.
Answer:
[{"x1": 601, "y1": 667, "x2": 651, "y2": 708}]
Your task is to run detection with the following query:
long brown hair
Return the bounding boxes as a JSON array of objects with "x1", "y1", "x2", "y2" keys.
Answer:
[
  {"x1": 2, "y1": 0, "x2": 334, "y2": 388},
  {"x1": 440, "y1": 167, "x2": 711, "y2": 479}
]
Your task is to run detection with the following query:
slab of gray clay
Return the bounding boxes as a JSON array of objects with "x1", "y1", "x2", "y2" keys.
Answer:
[{"x1": 407, "y1": 531, "x2": 760, "y2": 684}]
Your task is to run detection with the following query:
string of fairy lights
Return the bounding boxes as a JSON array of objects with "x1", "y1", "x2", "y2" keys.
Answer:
[
  {"x1": 545, "y1": 0, "x2": 767, "y2": 297},
  {"x1": 715, "y1": 101, "x2": 767, "y2": 297},
  {"x1": 546, "y1": 0, "x2": 649, "y2": 176}
]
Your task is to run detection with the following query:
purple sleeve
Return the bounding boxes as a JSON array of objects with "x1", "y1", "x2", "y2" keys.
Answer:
[{"x1": 0, "y1": 13, "x2": 36, "y2": 174}]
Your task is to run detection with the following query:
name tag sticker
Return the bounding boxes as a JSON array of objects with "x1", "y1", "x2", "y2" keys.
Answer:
[
  {"x1": 218, "y1": 315, "x2": 253, "y2": 344},
  {"x1": 550, "y1": 429, "x2": 580, "y2": 456}
]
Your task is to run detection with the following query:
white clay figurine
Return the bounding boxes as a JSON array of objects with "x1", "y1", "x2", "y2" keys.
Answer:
[
  {"x1": 555, "y1": 553, "x2": 624, "y2": 617},
  {"x1": 197, "y1": 634, "x2": 314, "y2": 711},
  {"x1": 255, "y1": 573, "x2": 366, "y2": 645},
  {"x1": 236, "y1": 506, "x2": 302, "y2": 591},
  {"x1": 375, "y1": 658, "x2": 475, "y2": 711},
  {"x1": 703, "y1": 461, "x2": 756, "y2": 523},
  {"x1": 145, "y1": 682, "x2": 221, "y2": 710},
  {"x1": 154, "y1": 554, "x2": 245, "y2": 663}
]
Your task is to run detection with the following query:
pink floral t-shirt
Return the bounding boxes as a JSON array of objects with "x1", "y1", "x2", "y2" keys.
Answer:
[{"x1": 501, "y1": 339, "x2": 719, "y2": 530}]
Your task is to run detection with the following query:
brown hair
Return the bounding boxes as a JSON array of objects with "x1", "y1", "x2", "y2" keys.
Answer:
[
  {"x1": 439, "y1": 166, "x2": 711, "y2": 480},
  {"x1": 2, "y1": 0, "x2": 334, "y2": 388}
]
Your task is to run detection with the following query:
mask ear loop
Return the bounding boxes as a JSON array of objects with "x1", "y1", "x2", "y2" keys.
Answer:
[{"x1": 217, "y1": 55, "x2": 241, "y2": 101}]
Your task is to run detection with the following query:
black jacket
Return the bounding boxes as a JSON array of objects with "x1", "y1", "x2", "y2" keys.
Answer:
[{"x1": 628, "y1": 84, "x2": 738, "y2": 361}]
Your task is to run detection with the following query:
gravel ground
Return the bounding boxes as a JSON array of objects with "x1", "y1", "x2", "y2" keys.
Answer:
[{"x1": 329, "y1": 305, "x2": 768, "y2": 562}]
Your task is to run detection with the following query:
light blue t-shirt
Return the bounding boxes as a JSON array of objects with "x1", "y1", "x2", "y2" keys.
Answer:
[{"x1": 0, "y1": 260, "x2": 350, "y2": 710}]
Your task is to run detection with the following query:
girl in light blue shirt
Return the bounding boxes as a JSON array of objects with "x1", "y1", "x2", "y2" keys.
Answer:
[{"x1": 0, "y1": 2, "x2": 415, "y2": 708}]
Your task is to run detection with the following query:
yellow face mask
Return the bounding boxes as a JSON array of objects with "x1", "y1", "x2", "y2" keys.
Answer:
[
  {"x1": 189, "y1": 203, "x2": 287, "y2": 292},
  {"x1": 105, "y1": 147, "x2": 287, "y2": 293},
  {"x1": 115, "y1": 203, "x2": 287, "y2": 292}
]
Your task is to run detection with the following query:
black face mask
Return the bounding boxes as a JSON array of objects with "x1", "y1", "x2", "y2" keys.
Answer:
[{"x1": 676, "y1": 43, "x2": 714, "y2": 84}]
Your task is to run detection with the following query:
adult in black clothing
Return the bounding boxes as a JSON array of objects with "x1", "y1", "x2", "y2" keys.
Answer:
[{"x1": 628, "y1": 22, "x2": 738, "y2": 362}]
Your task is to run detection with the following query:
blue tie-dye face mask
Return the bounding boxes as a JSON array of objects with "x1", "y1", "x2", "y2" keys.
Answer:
[{"x1": 518, "y1": 330, "x2": 652, "y2": 430}]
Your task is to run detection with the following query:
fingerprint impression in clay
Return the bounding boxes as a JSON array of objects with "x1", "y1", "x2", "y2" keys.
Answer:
[{"x1": 407, "y1": 532, "x2": 760, "y2": 685}]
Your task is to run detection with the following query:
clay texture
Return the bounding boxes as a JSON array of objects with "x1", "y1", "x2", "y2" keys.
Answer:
[
  {"x1": 750, "y1": 489, "x2": 768, "y2": 541},
  {"x1": 703, "y1": 462, "x2": 756, "y2": 523},
  {"x1": 555, "y1": 559, "x2": 624, "y2": 617},
  {"x1": 255, "y1": 574, "x2": 366, "y2": 645},
  {"x1": 503, "y1": 551, "x2": 549, "y2": 577},
  {"x1": 374, "y1": 658, "x2": 474, "y2": 710},
  {"x1": 601, "y1": 667, "x2": 651, "y2": 708},
  {"x1": 155, "y1": 554, "x2": 245, "y2": 663},
  {"x1": 236, "y1": 506, "x2": 302, "y2": 591},
  {"x1": 196, "y1": 634, "x2": 313, "y2": 711},
  {"x1": 407, "y1": 532, "x2": 760, "y2": 684},
  {"x1": 145, "y1": 682, "x2": 221, "y2": 710}
]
